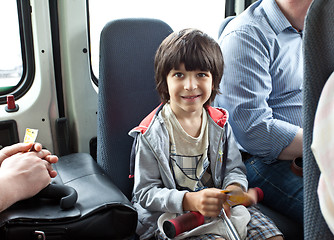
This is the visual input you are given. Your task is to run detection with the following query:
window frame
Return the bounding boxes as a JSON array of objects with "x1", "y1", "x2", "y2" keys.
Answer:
[{"x1": 86, "y1": 0, "x2": 98, "y2": 87}]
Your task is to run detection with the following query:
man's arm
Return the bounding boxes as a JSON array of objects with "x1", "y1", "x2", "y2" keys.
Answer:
[
  {"x1": 216, "y1": 29, "x2": 301, "y2": 160},
  {"x1": 278, "y1": 128, "x2": 303, "y2": 160}
]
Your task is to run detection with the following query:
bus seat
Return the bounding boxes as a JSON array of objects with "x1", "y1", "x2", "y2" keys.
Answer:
[
  {"x1": 97, "y1": 18, "x2": 173, "y2": 200},
  {"x1": 217, "y1": 16, "x2": 303, "y2": 239},
  {"x1": 303, "y1": 0, "x2": 334, "y2": 239}
]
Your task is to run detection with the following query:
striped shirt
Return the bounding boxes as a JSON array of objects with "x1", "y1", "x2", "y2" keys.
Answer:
[{"x1": 214, "y1": 0, "x2": 303, "y2": 162}]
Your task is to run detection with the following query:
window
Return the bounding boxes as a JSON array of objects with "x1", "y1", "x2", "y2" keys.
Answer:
[
  {"x1": 88, "y1": 0, "x2": 225, "y2": 81},
  {"x1": 0, "y1": 0, "x2": 34, "y2": 104},
  {"x1": 0, "y1": 1, "x2": 23, "y2": 92}
]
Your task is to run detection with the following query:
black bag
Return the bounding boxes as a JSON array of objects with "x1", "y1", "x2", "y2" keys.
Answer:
[{"x1": 0, "y1": 153, "x2": 137, "y2": 240}]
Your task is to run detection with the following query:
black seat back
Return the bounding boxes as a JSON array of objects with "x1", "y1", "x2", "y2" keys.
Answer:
[
  {"x1": 303, "y1": 0, "x2": 334, "y2": 239},
  {"x1": 97, "y1": 18, "x2": 173, "y2": 199}
]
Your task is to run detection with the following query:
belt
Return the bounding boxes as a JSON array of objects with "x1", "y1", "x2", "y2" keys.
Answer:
[{"x1": 240, "y1": 151, "x2": 253, "y2": 162}]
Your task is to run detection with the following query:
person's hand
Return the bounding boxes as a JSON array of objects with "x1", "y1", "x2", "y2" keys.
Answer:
[
  {"x1": 243, "y1": 187, "x2": 260, "y2": 206},
  {"x1": 222, "y1": 184, "x2": 260, "y2": 217},
  {"x1": 0, "y1": 143, "x2": 59, "y2": 211},
  {"x1": 0, "y1": 142, "x2": 58, "y2": 177},
  {"x1": 31, "y1": 143, "x2": 58, "y2": 177},
  {"x1": 182, "y1": 188, "x2": 227, "y2": 217},
  {"x1": 222, "y1": 184, "x2": 246, "y2": 217},
  {"x1": 0, "y1": 143, "x2": 33, "y2": 164}
]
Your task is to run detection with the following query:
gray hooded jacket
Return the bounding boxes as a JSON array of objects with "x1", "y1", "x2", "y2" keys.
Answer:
[{"x1": 129, "y1": 105, "x2": 247, "y2": 239}]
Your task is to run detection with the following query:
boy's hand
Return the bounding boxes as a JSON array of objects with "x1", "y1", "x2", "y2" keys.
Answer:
[
  {"x1": 222, "y1": 184, "x2": 245, "y2": 217},
  {"x1": 224, "y1": 184, "x2": 259, "y2": 206},
  {"x1": 222, "y1": 184, "x2": 261, "y2": 217},
  {"x1": 182, "y1": 188, "x2": 227, "y2": 217}
]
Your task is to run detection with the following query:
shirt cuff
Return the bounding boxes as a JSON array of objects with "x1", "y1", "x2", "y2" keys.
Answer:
[{"x1": 264, "y1": 119, "x2": 300, "y2": 161}]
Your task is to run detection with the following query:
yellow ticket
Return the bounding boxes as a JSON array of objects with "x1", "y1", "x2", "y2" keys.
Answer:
[
  {"x1": 221, "y1": 189, "x2": 247, "y2": 206},
  {"x1": 23, "y1": 128, "x2": 39, "y2": 144}
]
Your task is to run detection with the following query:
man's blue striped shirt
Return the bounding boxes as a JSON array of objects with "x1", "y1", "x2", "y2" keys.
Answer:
[{"x1": 214, "y1": 0, "x2": 303, "y2": 162}]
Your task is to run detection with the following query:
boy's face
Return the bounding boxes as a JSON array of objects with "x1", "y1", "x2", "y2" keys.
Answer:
[{"x1": 166, "y1": 63, "x2": 213, "y2": 118}]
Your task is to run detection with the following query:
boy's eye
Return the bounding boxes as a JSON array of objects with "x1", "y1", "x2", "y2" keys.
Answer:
[
  {"x1": 197, "y1": 72, "x2": 209, "y2": 78},
  {"x1": 174, "y1": 72, "x2": 184, "y2": 78}
]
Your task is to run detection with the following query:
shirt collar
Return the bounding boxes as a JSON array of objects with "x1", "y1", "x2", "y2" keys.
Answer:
[{"x1": 262, "y1": 0, "x2": 292, "y2": 35}]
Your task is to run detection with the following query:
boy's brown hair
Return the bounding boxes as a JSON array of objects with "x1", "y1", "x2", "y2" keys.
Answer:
[{"x1": 154, "y1": 28, "x2": 224, "y2": 106}]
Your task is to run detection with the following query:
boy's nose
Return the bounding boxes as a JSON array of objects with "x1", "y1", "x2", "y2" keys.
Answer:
[{"x1": 184, "y1": 77, "x2": 197, "y2": 91}]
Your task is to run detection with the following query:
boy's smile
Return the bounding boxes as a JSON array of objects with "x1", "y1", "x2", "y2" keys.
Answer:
[
  {"x1": 167, "y1": 64, "x2": 213, "y2": 119},
  {"x1": 181, "y1": 94, "x2": 201, "y2": 100}
]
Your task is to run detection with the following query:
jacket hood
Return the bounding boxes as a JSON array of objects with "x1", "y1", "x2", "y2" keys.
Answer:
[{"x1": 131, "y1": 104, "x2": 228, "y2": 135}]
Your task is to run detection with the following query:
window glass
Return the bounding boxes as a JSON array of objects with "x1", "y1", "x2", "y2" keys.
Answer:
[
  {"x1": 88, "y1": 0, "x2": 225, "y2": 79},
  {"x1": 0, "y1": 1, "x2": 23, "y2": 91}
]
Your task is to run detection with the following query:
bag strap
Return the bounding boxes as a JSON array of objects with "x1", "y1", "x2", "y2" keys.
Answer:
[{"x1": 36, "y1": 184, "x2": 77, "y2": 210}]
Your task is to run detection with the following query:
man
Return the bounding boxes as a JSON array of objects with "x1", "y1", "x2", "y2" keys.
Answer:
[
  {"x1": 214, "y1": 0, "x2": 312, "y2": 223},
  {"x1": 0, "y1": 143, "x2": 58, "y2": 212}
]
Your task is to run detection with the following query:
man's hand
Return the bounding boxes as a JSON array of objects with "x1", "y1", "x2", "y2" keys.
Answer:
[
  {"x1": 0, "y1": 142, "x2": 58, "y2": 177},
  {"x1": 0, "y1": 143, "x2": 59, "y2": 212}
]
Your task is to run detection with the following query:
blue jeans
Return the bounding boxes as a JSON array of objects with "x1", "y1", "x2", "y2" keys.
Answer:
[{"x1": 244, "y1": 156, "x2": 303, "y2": 224}]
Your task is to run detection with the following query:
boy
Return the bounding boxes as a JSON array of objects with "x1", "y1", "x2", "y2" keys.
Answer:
[{"x1": 129, "y1": 29, "x2": 283, "y2": 240}]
